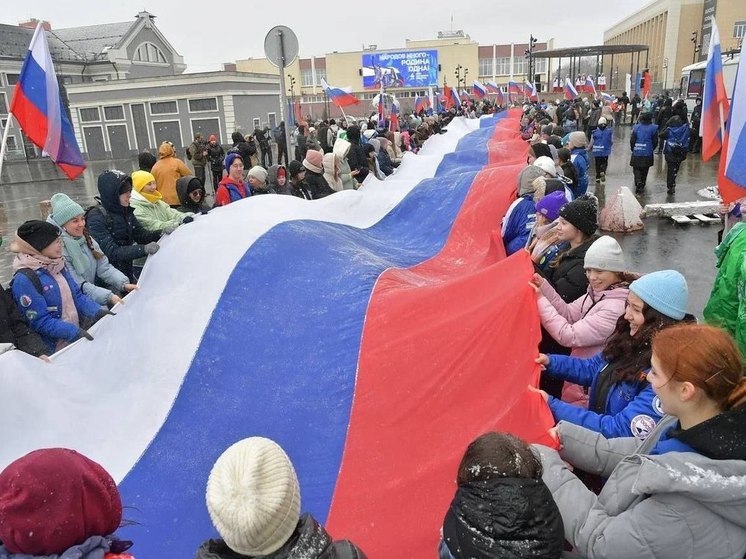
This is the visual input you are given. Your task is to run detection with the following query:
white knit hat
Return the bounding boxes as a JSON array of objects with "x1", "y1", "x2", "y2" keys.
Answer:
[
  {"x1": 206, "y1": 437, "x2": 301, "y2": 556},
  {"x1": 584, "y1": 235, "x2": 626, "y2": 272}
]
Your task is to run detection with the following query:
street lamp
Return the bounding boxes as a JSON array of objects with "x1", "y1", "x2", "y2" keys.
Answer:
[
  {"x1": 454, "y1": 64, "x2": 463, "y2": 88},
  {"x1": 287, "y1": 74, "x2": 296, "y2": 100},
  {"x1": 525, "y1": 35, "x2": 538, "y2": 83},
  {"x1": 691, "y1": 31, "x2": 700, "y2": 64}
]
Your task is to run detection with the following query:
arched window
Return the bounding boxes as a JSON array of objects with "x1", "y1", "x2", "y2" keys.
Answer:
[{"x1": 133, "y1": 42, "x2": 168, "y2": 64}]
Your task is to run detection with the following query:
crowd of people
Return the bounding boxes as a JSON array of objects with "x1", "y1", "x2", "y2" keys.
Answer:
[{"x1": 1, "y1": 96, "x2": 745, "y2": 559}]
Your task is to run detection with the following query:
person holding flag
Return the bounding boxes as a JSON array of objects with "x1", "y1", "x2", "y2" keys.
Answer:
[{"x1": 1, "y1": 22, "x2": 86, "y2": 180}]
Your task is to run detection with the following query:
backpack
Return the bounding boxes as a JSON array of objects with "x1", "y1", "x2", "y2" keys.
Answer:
[
  {"x1": 84, "y1": 204, "x2": 114, "y2": 233},
  {"x1": 667, "y1": 126, "x2": 688, "y2": 156},
  {"x1": 8, "y1": 268, "x2": 44, "y2": 298}
]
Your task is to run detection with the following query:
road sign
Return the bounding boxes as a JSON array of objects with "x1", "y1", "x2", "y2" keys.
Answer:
[{"x1": 264, "y1": 26, "x2": 299, "y2": 68}]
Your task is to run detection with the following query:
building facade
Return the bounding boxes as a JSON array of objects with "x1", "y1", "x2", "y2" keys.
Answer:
[
  {"x1": 235, "y1": 32, "x2": 554, "y2": 118},
  {"x1": 0, "y1": 13, "x2": 280, "y2": 161},
  {"x1": 603, "y1": 0, "x2": 745, "y2": 94}
]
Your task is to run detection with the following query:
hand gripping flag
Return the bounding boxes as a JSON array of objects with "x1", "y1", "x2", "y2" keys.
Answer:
[
  {"x1": 719, "y1": 51, "x2": 746, "y2": 203},
  {"x1": 564, "y1": 78, "x2": 579, "y2": 100},
  {"x1": 700, "y1": 19, "x2": 731, "y2": 162},
  {"x1": 320, "y1": 78, "x2": 359, "y2": 108},
  {"x1": 0, "y1": 109, "x2": 557, "y2": 558},
  {"x1": 9, "y1": 23, "x2": 86, "y2": 179}
]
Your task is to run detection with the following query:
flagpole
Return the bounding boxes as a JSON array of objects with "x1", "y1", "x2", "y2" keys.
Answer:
[{"x1": 0, "y1": 112, "x2": 15, "y2": 183}]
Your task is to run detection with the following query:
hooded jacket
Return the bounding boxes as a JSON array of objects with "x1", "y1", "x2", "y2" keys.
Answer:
[
  {"x1": 441, "y1": 478, "x2": 564, "y2": 559},
  {"x1": 333, "y1": 140, "x2": 357, "y2": 190},
  {"x1": 322, "y1": 153, "x2": 344, "y2": 192},
  {"x1": 150, "y1": 143, "x2": 191, "y2": 205},
  {"x1": 704, "y1": 222, "x2": 746, "y2": 357},
  {"x1": 536, "y1": 407, "x2": 746, "y2": 559},
  {"x1": 538, "y1": 279, "x2": 630, "y2": 359},
  {"x1": 129, "y1": 189, "x2": 191, "y2": 232},
  {"x1": 267, "y1": 165, "x2": 290, "y2": 195},
  {"x1": 195, "y1": 514, "x2": 366, "y2": 559},
  {"x1": 544, "y1": 237, "x2": 596, "y2": 303},
  {"x1": 345, "y1": 126, "x2": 369, "y2": 182},
  {"x1": 176, "y1": 175, "x2": 212, "y2": 213},
  {"x1": 87, "y1": 170, "x2": 162, "y2": 282}
]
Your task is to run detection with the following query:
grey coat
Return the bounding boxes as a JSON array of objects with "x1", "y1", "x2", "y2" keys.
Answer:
[{"x1": 533, "y1": 420, "x2": 746, "y2": 559}]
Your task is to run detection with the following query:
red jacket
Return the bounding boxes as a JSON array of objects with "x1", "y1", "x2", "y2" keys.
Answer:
[{"x1": 215, "y1": 176, "x2": 250, "y2": 206}]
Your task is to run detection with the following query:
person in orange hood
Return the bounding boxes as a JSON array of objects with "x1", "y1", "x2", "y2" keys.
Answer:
[{"x1": 150, "y1": 141, "x2": 191, "y2": 207}]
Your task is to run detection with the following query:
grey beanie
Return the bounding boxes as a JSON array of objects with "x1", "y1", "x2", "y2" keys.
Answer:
[{"x1": 584, "y1": 235, "x2": 626, "y2": 272}]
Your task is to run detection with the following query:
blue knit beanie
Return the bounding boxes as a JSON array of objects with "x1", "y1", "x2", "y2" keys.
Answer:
[
  {"x1": 50, "y1": 193, "x2": 84, "y2": 227},
  {"x1": 225, "y1": 153, "x2": 243, "y2": 174},
  {"x1": 629, "y1": 270, "x2": 688, "y2": 320}
]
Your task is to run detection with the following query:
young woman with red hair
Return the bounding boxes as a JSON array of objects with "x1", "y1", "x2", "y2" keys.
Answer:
[{"x1": 534, "y1": 324, "x2": 746, "y2": 559}]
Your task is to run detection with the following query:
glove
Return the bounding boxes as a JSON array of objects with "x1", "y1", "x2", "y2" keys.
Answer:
[
  {"x1": 73, "y1": 329, "x2": 94, "y2": 342},
  {"x1": 182, "y1": 216, "x2": 194, "y2": 224},
  {"x1": 95, "y1": 309, "x2": 116, "y2": 321},
  {"x1": 144, "y1": 242, "x2": 160, "y2": 255},
  {"x1": 163, "y1": 223, "x2": 178, "y2": 234}
]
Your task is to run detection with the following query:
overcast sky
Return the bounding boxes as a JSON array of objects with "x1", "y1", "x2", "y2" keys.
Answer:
[{"x1": 5, "y1": 0, "x2": 652, "y2": 72}]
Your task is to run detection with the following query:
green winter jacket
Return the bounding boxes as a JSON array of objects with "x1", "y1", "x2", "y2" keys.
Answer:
[
  {"x1": 130, "y1": 190, "x2": 192, "y2": 233},
  {"x1": 704, "y1": 222, "x2": 746, "y2": 356}
]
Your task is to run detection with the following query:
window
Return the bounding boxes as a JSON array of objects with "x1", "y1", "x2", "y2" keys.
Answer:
[
  {"x1": 134, "y1": 42, "x2": 168, "y2": 64},
  {"x1": 268, "y1": 113, "x2": 277, "y2": 128},
  {"x1": 513, "y1": 58, "x2": 527, "y2": 76},
  {"x1": 80, "y1": 107, "x2": 100, "y2": 122},
  {"x1": 535, "y1": 58, "x2": 547, "y2": 74},
  {"x1": 479, "y1": 58, "x2": 492, "y2": 77},
  {"x1": 150, "y1": 101, "x2": 178, "y2": 115},
  {"x1": 495, "y1": 57, "x2": 511, "y2": 76},
  {"x1": 0, "y1": 93, "x2": 7, "y2": 115},
  {"x1": 315, "y1": 69, "x2": 327, "y2": 84},
  {"x1": 253, "y1": 118, "x2": 260, "y2": 129},
  {"x1": 301, "y1": 68, "x2": 314, "y2": 87},
  {"x1": 735, "y1": 21, "x2": 746, "y2": 39},
  {"x1": 6, "y1": 136, "x2": 18, "y2": 151},
  {"x1": 188, "y1": 98, "x2": 218, "y2": 112},
  {"x1": 103, "y1": 105, "x2": 124, "y2": 120},
  {"x1": 6, "y1": 73, "x2": 19, "y2": 86}
]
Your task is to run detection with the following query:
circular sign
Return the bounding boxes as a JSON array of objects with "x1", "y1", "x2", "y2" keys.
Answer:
[{"x1": 264, "y1": 26, "x2": 299, "y2": 68}]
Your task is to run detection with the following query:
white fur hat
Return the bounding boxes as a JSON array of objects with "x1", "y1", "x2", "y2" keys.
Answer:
[{"x1": 206, "y1": 437, "x2": 301, "y2": 556}]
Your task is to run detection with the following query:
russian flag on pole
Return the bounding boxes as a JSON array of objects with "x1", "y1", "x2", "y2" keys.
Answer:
[
  {"x1": 719, "y1": 51, "x2": 746, "y2": 203},
  {"x1": 472, "y1": 80, "x2": 487, "y2": 99},
  {"x1": 524, "y1": 81, "x2": 538, "y2": 100},
  {"x1": 700, "y1": 19, "x2": 731, "y2": 162},
  {"x1": 486, "y1": 81, "x2": 500, "y2": 94},
  {"x1": 414, "y1": 95, "x2": 430, "y2": 114},
  {"x1": 9, "y1": 23, "x2": 85, "y2": 179},
  {"x1": 564, "y1": 78, "x2": 578, "y2": 100},
  {"x1": 320, "y1": 78, "x2": 359, "y2": 108},
  {"x1": 585, "y1": 76, "x2": 596, "y2": 95},
  {"x1": 0, "y1": 109, "x2": 556, "y2": 558},
  {"x1": 496, "y1": 87, "x2": 505, "y2": 106},
  {"x1": 508, "y1": 80, "x2": 522, "y2": 96}
]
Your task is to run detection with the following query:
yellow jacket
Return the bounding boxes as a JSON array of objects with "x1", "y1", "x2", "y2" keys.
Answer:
[{"x1": 151, "y1": 143, "x2": 191, "y2": 205}]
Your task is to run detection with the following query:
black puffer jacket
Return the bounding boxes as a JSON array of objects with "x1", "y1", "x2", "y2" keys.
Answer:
[
  {"x1": 304, "y1": 170, "x2": 334, "y2": 199},
  {"x1": 0, "y1": 285, "x2": 46, "y2": 356},
  {"x1": 345, "y1": 126, "x2": 369, "y2": 182},
  {"x1": 176, "y1": 175, "x2": 212, "y2": 213},
  {"x1": 87, "y1": 170, "x2": 162, "y2": 282},
  {"x1": 442, "y1": 478, "x2": 564, "y2": 559},
  {"x1": 195, "y1": 514, "x2": 366, "y2": 559},
  {"x1": 544, "y1": 236, "x2": 597, "y2": 303}
]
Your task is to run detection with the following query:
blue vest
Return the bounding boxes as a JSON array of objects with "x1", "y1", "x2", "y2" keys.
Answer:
[{"x1": 631, "y1": 123, "x2": 658, "y2": 157}]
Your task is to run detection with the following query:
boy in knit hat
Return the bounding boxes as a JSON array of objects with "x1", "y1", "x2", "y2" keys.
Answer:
[
  {"x1": 567, "y1": 131, "x2": 589, "y2": 197},
  {"x1": 246, "y1": 166, "x2": 270, "y2": 195},
  {"x1": 0, "y1": 448, "x2": 133, "y2": 558},
  {"x1": 198, "y1": 437, "x2": 366, "y2": 559}
]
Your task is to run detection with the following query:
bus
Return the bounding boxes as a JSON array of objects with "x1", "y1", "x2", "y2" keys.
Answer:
[{"x1": 680, "y1": 53, "x2": 740, "y2": 110}]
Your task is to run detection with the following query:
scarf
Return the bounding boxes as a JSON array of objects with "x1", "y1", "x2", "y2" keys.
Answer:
[
  {"x1": 61, "y1": 231, "x2": 90, "y2": 277},
  {"x1": 11, "y1": 238, "x2": 80, "y2": 339},
  {"x1": 138, "y1": 189, "x2": 163, "y2": 204}
]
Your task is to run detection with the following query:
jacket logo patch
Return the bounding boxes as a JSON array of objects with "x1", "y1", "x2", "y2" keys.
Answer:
[
  {"x1": 19, "y1": 295, "x2": 32, "y2": 307},
  {"x1": 652, "y1": 396, "x2": 664, "y2": 416},
  {"x1": 25, "y1": 310, "x2": 38, "y2": 321},
  {"x1": 630, "y1": 414, "x2": 656, "y2": 440}
]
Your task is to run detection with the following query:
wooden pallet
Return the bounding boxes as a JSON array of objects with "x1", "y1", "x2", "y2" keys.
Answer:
[{"x1": 670, "y1": 213, "x2": 721, "y2": 224}]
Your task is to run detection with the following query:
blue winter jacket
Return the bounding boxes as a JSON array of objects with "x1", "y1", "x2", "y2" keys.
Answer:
[
  {"x1": 662, "y1": 124, "x2": 691, "y2": 156},
  {"x1": 569, "y1": 148, "x2": 589, "y2": 197},
  {"x1": 546, "y1": 352, "x2": 664, "y2": 439},
  {"x1": 11, "y1": 267, "x2": 102, "y2": 354},
  {"x1": 502, "y1": 195, "x2": 536, "y2": 255},
  {"x1": 591, "y1": 127, "x2": 613, "y2": 157},
  {"x1": 630, "y1": 123, "x2": 659, "y2": 157}
]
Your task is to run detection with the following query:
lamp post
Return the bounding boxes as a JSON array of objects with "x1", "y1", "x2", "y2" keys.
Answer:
[
  {"x1": 691, "y1": 31, "x2": 700, "y2": 64},
  {"x1": 454, "y1": 64, "x2": 463, "y2": 89},
  {"x1": 524, "y1": 35, "x2": 538, "y2": 84},
  {"x1": 287, "y1": 74, "x2": 296, "y2": 124}
]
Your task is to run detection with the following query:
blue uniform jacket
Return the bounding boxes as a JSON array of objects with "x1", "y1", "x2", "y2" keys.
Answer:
[
  {"x1": 591, "y1": 128, "x2": 613, "y2": 157},
  {"x1": 569, "y1": 148, "x2": 589, "y2": 197},
  {"x1": 630, "y1": 123, "x2": 659, "y2": 157},
  {"x1": 502, "y1": 195, "x2": 536, "y2": 255},
  {"x1": 11, "y1": 267, "x2": 102, "y2": 354},
  {"x1": 546, "y1": 352, "x2": 664, "y2": 439}
]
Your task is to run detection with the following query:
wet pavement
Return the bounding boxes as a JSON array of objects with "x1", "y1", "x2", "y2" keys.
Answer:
[{"x1": 0, "y1": 124, "x2": 721, "y2": 316}]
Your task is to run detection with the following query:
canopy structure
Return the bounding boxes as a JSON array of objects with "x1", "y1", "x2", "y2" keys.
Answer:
[{"x1": 533, "y1": 44, "x2": 650, "y2": 93}]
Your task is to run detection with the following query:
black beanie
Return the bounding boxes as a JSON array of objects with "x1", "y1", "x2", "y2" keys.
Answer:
[
  {"x1": 138, "y1": 152, "x2": 157, "y2": 172},
  {"x1": 559, "y1": 196, "x2": 598, "y2": 236},
  {"x1": 187, "y1": 178, "x2": 204, "y2": 194},
  {"x1": 288, "y1": 160, "x2": 304, "y2": 178},
  {"x1": 17, "y1": 220, "x2": 61, "y2": 252}
]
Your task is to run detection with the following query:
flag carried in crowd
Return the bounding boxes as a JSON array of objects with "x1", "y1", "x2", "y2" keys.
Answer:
[
  {"x1": 700, "y1": 19, "x2": 731, "y2": 162},
  {"x1": 472, "y1": 80, "x2": 487, "y2": 99},
  {"x1": 718, "y1": 45, "x2": 746, "y2": 204},
  {"x1": 320, "y1": 78, "x2": 359, "y2": 108},
  {"x1": 460, "y1": 90, "x2": 470, "y2": 103},
  {"x1": 1, "y1": 22, "x2": 86, "y2": 180},
  {"x1": 564, "y1": 78, "x2": 578, "y2": 100},
  {"x1": 508, "y1": 80, "x2": 522, "y2": 103},
  {"x1": 414, "y1": 94, "x2": 430, "y2": 114},
  {"x1": 389, "y1": 96, "x2": 400, "y2": 131},
  {"x1": 584, "y1": 76, "x2": 596, "y2": 95},
  {"x1": 486, "y1": 81, "x2": 500, "y2": 94},
  {"x1": 524, "y1": 81, "x2": 538, "y2": 100}
]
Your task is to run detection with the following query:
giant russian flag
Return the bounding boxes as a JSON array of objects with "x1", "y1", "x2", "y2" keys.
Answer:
[
  {"x1": 719, "y1": 51, "x2": 746, "y2": 204},
  {"x1": 9, "y1": 23, "x2": 85, "y2": 179},
  {"x1": 700, "y1": 19, "x2": 731, "y2": 162},
  {"x1": 0, "y1": 110, "x2": 554, "y2": 558},
  {"x1": 320, "y1": 78, "x2": 359, "y2": 108}
]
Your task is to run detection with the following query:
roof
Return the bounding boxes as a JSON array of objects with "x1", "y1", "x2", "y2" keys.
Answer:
[
  {"x1": 532, "y1": 44, "x2": 649, "y2": 58},
  {"x1": 0, "y1": 20, "x2": 134, "y2": 63}
]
